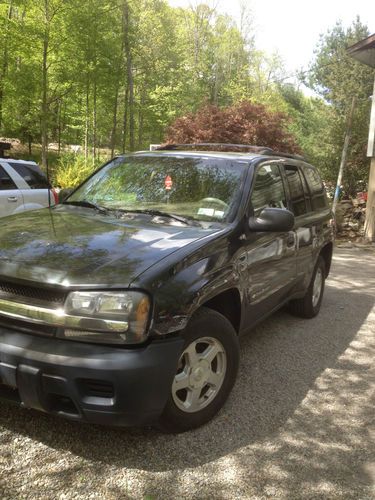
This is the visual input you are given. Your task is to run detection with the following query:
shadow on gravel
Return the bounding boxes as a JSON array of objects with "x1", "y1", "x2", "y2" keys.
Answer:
[{"x1": 0, "y1": 249, "x2": 374, "y2": 497}]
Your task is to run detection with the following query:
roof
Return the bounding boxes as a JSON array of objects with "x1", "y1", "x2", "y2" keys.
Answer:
[
  {"x1": 347, "y1": 33, "x2": 375, "y2": 68},
  {"x1": 134, "y1": 150, "x2": 260, "y2": 161},
  {"x1": 130, "y1": 150, "x2": 311, "y2": 168},
  {"x1": 0, "y1": 158, "x2": 38, "y2": 165}
]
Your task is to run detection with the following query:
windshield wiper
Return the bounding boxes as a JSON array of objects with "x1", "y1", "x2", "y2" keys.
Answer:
[
  {"x1": 63, "y1": 200, "x2": 109, "y2": 215},
  {"x1": 118, "y1": 209, "x2": 200, "y2": 226}
]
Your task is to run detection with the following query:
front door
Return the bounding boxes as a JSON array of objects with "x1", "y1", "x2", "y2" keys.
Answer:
[
  {"x1": 0, "y1": 165, "x2": 24, "y2": 217},
  {"x1": 242, "y1": 162, "x2": 297, "y2": 327}
]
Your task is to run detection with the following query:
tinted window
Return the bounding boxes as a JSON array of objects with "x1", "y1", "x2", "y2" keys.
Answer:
[
  {"x1": 9, "y1": 163, "x2": 49, "y2": 189},
  {"x1": 303, "y1": 166, "x2": 327, "y2": 209},
  {"x1": 285, "y1": 166, "x2": 308, "y2": 216},
  {"x1": 251, "y1": 164, "x2": 287, "y2": 215},
  {"x1": 0, "y1": 166, "x2": 17, "y2": 190}
]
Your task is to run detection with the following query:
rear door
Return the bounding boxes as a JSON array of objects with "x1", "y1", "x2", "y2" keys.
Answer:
[
  {"x1": 282, "y1": 163, "x2": 317, "y2": 290},
  {"x1": 0, "y1": 163, "x2": 24, "y2": 217},
  {"x1": 8, "y1": 162, "x2": 52, "y2": 209},
  {"x1": 243, "y1": 162, "x2": 298, "y2": 325}
]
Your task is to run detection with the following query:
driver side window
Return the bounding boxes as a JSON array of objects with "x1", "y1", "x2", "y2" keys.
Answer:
[{"x1": 251, "y1": 164, "x2": 287, "y2": 215}]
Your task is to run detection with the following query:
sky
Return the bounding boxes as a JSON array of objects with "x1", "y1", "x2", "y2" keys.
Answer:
[{"x1": 168, "y1": 0, "x2": 375, "y2": 75}]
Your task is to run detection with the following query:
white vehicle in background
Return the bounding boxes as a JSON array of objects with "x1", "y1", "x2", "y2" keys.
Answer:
[{"x1": 0, "y1": 159, "x2": 58, "y2": 218}]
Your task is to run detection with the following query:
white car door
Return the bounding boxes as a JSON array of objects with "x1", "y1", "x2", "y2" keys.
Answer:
[
  {"x1": 0, "y1": 163, "x2": 24, "y2": 217},
  {"x1": 6, "y1": 161, "x2": 52, "y2": 210}
]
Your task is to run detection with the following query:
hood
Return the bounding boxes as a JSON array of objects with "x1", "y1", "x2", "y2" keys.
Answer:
[{"x1": 0, "y1": 206, "x2": 218, "y2": 288}]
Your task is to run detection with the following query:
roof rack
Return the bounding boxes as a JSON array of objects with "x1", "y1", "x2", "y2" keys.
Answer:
[{"x1": 154, "y1": 143, "x2": 305, "y2": 161}]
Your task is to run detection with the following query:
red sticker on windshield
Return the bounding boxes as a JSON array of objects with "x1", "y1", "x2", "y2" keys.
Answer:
[{"x1": 165, "y1": 175, "x2": 173, "y2": 190}]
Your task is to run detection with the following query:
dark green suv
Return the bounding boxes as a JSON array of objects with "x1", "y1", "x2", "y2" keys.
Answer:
[{"x1": 0, "y1": 144, "x2": 333, "y2": 432}]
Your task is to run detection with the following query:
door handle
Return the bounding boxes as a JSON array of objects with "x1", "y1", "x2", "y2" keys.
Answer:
[{"x1": 7, "y1": 196, "x2": 18, "y2": 203}]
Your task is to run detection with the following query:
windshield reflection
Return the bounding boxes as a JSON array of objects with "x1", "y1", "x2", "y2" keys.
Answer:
[{"x1": 67, "y1": 156, "x2": 246, "y2": 222}]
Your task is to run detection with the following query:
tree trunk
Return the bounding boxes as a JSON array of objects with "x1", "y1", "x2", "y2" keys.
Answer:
[
  {"x1": 122, "y1": 83, "x2": 129, "y2": 151},
  {"x1": 57, "y1": 100, "x2": 62, "y2": 154},
  {"x1": 365, "y1": 76, "x2": 375, "y2": 242},
  {"x1": 137, "y1": 90, "x2": 144, "y2": 148},
  {"x1": 123, "y1": 1, "x2": 134, "y2": 151},
  {"x1": 110, "y1": 84, "x2": 119, "y2": 157},
  {"x1": 84, "y1": 78, "x2": 89, "y2": 164},
  {"x1": 41, "y1": 0, "x2": 50, "y2": 171},
  {"x1": 127, "y1": 50, "x2": 134, "y2": 151},
  {"x1": 92, "y1": 79, "x2": 97, "y2": 159},
  {"x1": 0, "y1": 1, "x2": 13, "y2": 131}
]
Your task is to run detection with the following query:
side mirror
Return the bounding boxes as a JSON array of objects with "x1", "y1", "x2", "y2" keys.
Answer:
[{"x1": 248, "y1": 207, "x2": 295, "y2": 232}]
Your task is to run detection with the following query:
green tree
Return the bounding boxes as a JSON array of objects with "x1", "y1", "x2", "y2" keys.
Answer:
[{"x1": 306, "y1": 18, "x2": 374, "y2": 195}]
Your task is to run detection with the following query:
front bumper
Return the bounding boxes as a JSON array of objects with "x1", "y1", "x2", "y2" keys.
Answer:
[{"x1": 0, "y1": 328, "x2": 184, "y2": 426}]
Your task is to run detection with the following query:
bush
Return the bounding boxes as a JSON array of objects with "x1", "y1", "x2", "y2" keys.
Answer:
[
  {"x1": 165, "y1": 101, "x2": 301, "y2": 153},
  {"x1": 53, "y1": 154, "x2": 102, "y2": 189}
]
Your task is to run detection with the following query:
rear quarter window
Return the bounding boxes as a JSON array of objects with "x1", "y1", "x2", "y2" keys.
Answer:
[
  {"x1": 303, "y1": 166, "x2": 328, "y2": 210},
  {"x1": 9, "y1": 163, "x2": 50, "y2": 189},
  {"x1": 0, "y1": 165, "x2": 17, "y2": 190}
]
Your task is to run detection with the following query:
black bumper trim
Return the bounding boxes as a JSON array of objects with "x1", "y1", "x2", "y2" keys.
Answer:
[{"x1": 0, "y1": 328, "x2": 184, "y2": 426}]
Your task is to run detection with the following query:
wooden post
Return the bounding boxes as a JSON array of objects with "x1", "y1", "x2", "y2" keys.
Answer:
[
  {"x1": 332, "y1": 97, "x2": 356, "y2": 214},
  {"x1": 364, "y1": 76, "x2": 375, "y2": 241}
]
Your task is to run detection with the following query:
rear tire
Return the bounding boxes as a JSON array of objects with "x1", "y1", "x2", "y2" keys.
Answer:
[
  {"x1": 288, "y1": 256, "x2": 326, "y2": 319},
  {"x1": 157, "y1": 307, "x2": 239, "y2": 433}
]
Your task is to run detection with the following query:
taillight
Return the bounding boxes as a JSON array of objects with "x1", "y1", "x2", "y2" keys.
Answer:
[{"x1": 51, "y1": 188, "x2": 59, "y2": 205}]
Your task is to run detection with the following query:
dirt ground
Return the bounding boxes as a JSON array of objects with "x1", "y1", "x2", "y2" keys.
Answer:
[{"x1": 0, "y1": 247, "x2": 374, "y2": 499}]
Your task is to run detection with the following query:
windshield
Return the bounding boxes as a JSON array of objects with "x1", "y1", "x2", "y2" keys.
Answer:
[{"x1": 66, "y1": 156, "x2": 247, "y2": 222}]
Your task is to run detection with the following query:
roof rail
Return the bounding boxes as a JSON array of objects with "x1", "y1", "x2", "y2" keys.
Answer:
[
  {"x1": 154, "y1": 143, "x2": 305, "y2": 161},
  {"x1": 155, "y1": 143, "x2": 273, "y2": 153},
  {"x1": 268, "y1": 151, "x2": 306, "y2": 161}
]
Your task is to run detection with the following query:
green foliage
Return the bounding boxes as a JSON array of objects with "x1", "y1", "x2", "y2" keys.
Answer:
[
  {"x1": 0, "y1": 2, "x2": 372, "y2": 196},
  {"x1": 54, "y1": 154, "x2": 99, "y2": 188},
  {"x1": 305, "y1": 18, "x2": 373, "y2": 195},
  {"x1": 0, "y1": 0, "x2": 297, "y2": 157}
]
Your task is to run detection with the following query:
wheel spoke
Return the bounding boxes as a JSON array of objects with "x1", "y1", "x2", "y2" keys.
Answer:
[
  {"x1": 173, "y1": 371, "x2": 189, "y2": 392},
  {"x1": 206, "y1": 370, "x2": 222, "y2": 388},
  {"x1": 201, "y1": 343, "x2": 221, "y2": 364},
  {"x1": 185, "y1": 342, "x2": 199, "y2": 367},
  {"x1": 187, "y1": 387, "x2": 201, "y2": 410}
]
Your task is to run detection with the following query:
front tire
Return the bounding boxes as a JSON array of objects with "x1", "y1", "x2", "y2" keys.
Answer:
[
  {"x1": 288, "y1": 256, "x2": 326, "y2": 318},
  {"x1": 158, "y1": 307, "x2": 239, "y2": 433}
]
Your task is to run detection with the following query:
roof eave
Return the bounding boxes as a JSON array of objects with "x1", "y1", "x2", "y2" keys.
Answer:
[{"x1": 347, "y1": 33, "x2": 375, "y2": 68}]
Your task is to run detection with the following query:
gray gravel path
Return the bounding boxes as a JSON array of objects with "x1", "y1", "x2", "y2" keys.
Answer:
[{"x1": 0, "y1": 247, "x2": 374, "y2": 499}]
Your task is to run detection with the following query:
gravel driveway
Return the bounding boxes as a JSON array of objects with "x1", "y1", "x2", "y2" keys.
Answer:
[{"x1": 0, "y1": 247, "x2": 374, "y2": 499}]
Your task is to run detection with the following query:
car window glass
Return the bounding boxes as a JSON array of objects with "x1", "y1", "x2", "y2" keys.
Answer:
[
  {"x1": 9, "y1": 163, "x2": 49, "y2": 189},
  {"x1": 251, "y1": 164, "x2": 287, "y2": 215},
  {"x1": 285, "y1": 166, "x2": 308, "y2": 216},
  {"x1": 303, "y1": 166, "x2": 327, "y2": 209},
  {"x1": 68, "y1": 156, "x2": 246, "y2": 223},
  {"x1": 0, "y1": 165, "x2": 17, "y2": 190}
]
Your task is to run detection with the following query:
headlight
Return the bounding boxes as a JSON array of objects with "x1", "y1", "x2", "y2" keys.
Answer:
[{"x1": 57, "y1": 291, "x2": 150, "y2": 345}]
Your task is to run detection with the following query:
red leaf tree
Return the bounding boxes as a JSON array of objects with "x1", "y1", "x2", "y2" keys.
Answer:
[{"x1": 165, "y1": 101, "x2": 301, "y2": 153}]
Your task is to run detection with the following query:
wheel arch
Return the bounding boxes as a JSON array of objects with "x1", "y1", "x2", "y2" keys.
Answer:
[
  {"x1": 200, "y1": 287, "x2": 242, "y2": 334},
  {"x1": 319, "y1": 242, "x2": 333, "y2": 278}
]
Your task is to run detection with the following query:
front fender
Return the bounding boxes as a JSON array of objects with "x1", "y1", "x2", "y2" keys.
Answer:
[{"x1": 146, "y1": 257, "x2": 241, "y2": 336}]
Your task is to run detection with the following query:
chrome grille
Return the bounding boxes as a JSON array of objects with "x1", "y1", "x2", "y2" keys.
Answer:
[{"x1": 0, "y1": 280, "x2": 67, "y2": 305}]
